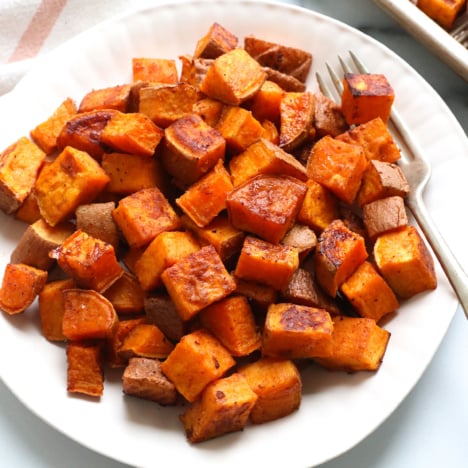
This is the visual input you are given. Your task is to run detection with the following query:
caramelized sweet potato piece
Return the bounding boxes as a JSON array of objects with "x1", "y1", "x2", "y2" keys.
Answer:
[
  {"x1": 314, "y1": 316, "x2": 391, "y2": 372},
  {"x1": 227, "y1": 174, "x2": 307, "y2": 244},
  {"x1": 0, "y1": 136, "x2": 46, "y2": 214},
  {"x1": 100, "y1": 111, "x2": 164, "y2": 157},
  {"x1": 228, "y1": 138, "x2": 307, "y2": 187},
  {"x1": 234, "y1": 276, "x2": 278, "y2": 313},
  {"x1": 132, "y1": 58, "x2": 178, "y2": 84},
  {"x1": 161, "y1": 113, "x2": 226, "y2": 187},
  {"x1": 34, "y1": 146, "x2": 110, "y2": 226},
  {"x1": 51, "y1": 229, "x2": 124, "y2": 292},
  {"x1": 199, "y1": 48, "x2": 266, "y2": 105},
  {"x1": 234, "y1": 236, "x2": 300, "y2": 291},
  {"x1": 264, "y1": 67, "x2": 306, "y2": 92},
  {"x1": 0, "y1": 263, "x2": 47, "y2": 315},
  {"x1": 313, "y1": 92, "x2": 348, "y2": 138},
  {"x1": 192, "y1": 97, "x2": 225, "y2": 128},
  {"x1": 112, "y1": 187, "x2": 181, "y2": 248},
  {"x1": 262, "y1": 303, "x2": 334, "y2": 359},
  {"x1": 160, "y1": 328, "x2": 236, "y2": 402},
  {"x1": 341, "y1": 73, "x2": 394, "y2": 125},
  {"x1": 10, "y1": 219, "x2": 74, "y2": 270},
  {"x1": 193, "y1": 22, "x2": 238, "y2": 59},
  {"x1": 314, "y1": 219, "x2": 368, "y2": 297},
  {"x1": 134, "y1": 230, "x2": 200, "y2": 291},
  {"x1": 281, "y1": 223, "x2": 317, "y2": 261},
  {"x1": 14, "y1": 191, "x2": 41, "y2": 223},
  {"x1": 176, "y1": 159, "x2": 233, "y2": 228},
  {"x1": 200, "y1": 295, "x2": 261, "y2": 356},
  {"x1": 161, "y1": 245, "x2": 236, "y2": 321},
  {"x1": 62, "y1": 288, "x2": 118, "y2": 341},
  {"x1": 66, "y1": 342, "x2": 104, "y2": 397},
  {"x1": 238, "y1": 357, "x2": 301, "y2": 423},
  {"x1": 103, "y1": 272, "x2": 145, "y2": 316},
  {"x1": 30, "y1": 97, "x2": 77, "y2": 154},
  {"x1": 181, "y1": 373, "x2": 257, "y2": 443},
  {"x1": 122, "y1": 357, "x2": 177, "y2": 405},
  {"x1": 139, "y1": 83, "x2": 199, "y2": 128},
  {"x1": 417, "y1": 0, "x2": 465, "y2": 29},
  {"x1": 250, "y1": 80, "x2": 284, "y2": 124},
  {"x1": 38, "y1": 278, "x2": 75, "y2": 341},
  {"x1": 373, "y1": 225, "x2": 437, "y2": 299},
  {"x1": 78, "y1": 84, "x2": 132, "y2": 113}
]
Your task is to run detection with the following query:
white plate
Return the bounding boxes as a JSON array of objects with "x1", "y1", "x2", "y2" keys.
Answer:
[{"x1": 0, "y1": 1, "x2": 467, "y2": 467}]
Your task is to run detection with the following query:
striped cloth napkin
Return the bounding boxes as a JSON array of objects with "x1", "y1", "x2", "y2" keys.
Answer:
[{"x1": 0, "y1": 0, "x2": 152, "y2": 96}]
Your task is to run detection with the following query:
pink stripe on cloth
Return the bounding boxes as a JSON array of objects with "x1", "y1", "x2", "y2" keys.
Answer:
[{"x1": 8, "y1": 0, "x2": 68, "y2": 62}]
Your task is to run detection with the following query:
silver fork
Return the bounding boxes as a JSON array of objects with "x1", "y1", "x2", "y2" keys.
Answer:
[{"x1": 316, "y1": 51, "x2": 468, "y2": 319}]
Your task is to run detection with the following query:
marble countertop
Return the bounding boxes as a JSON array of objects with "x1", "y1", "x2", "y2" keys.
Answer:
[{"x1": 1, "y1": 1, "x2": 467, "y2": 467}]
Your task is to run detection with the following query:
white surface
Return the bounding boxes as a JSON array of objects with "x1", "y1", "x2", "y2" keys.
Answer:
[{"x1": 1, "y1": 1, "x2": 467, "y2": 467}]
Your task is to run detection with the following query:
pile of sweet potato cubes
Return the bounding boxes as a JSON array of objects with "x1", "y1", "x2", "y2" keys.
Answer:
[{"x1": 0, "y1": 22, "x2": 437, "y2": 443}]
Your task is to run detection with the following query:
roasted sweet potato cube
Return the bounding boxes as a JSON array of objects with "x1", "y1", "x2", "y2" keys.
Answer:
[
  {"x1": 30, "y1": 98, "x2": 77, "y2": 154},
  {"x1": 313, "y1": 92, "x2": 348, "y2": 138},
  {"x1": 194, "y1": 22, "x2": 238, "y2": 59},
  {"x1": 341, "y1": 261, "x2": 399, "y2": 322},
  {"x1": 56, "y1": 109, "x2": 118, "y2": 159},
  {"x1": 34, "y1": 146, "x2": 110, "y2": 226},
  {"x1": 373, "y1": 225, "x2": 437, "y2": 299},
  {"x1": 176, "y1": 160, "x2": 233, "y2": 228},
  {"x1": 161, "y1": 245, "x2": 236, "y2": 321},
  {"x1": 238, "y1": 357, "x2": 301, "y2": 423},
  {"x1": 161, "y1": 328, "x2": 236, "y2": 402},
  {"x1": 132, "y1": 57, "x2": 178, "y2": 84},
  {"x1": 10, "y1": 219, "x2": 74, "y2": 270},
  {"x1": 200, "y1": 295, "x2": 261, "y2": 356},
  {"x1": 306, "y1": 135, "x2": 368, "y2": 205},
  {"x1": 78, "y1": 84, "x2": 132, "y2": 113},
  {"x1": 417, "y1": 0, "x2": 465, "y2": 29},
  {"x1": 229, "y1": 138, "x2": 307, "y2": 187},
  {"x1": 38, "y1": 278, "x2": 75, "y2": 341},
  {"x1": 244, "y1": 35, "x2": 312, "y2": 82},
  {"x1": 314, "y1": 316, "x2": 391, "y2": 372},
  {"x1": 216, "y1": 106, "x2": 264, "y2": 155},
  {"x1": 119, "y1": 323, "x2": 174, "y2": 361},
  {"x1": 180, "y1": 373, "x2": 257, "y2": 443},
  {"x1": 341, "y1": 73, "x2": 394, "y2": 125},
  {"x1": 250, "y1": 80, "x2": 284, "y2": 125},
  {"x1": 75, "y1": 201, "x2": 120, "y2": 249},
  {"x1": 66, "y1": 342, "x2": 104, "y2": 397},
  {"x1": 296, "y1": 179, "x2": 340, "y2": 233},
  {"x1": 192, "y1": 98, "x2": 225, "y2": 127},
  {"x1": 199, "y1": 48, "x2": 266, "y2": 105},
  {"x1": 261, "y1": 119, "x2": 280, "y2": 145},
  {"x1": 101, "y1": 152, "x2": 167, "y2": 195},
  {"x1": 178, "y1": 55, "x2": 213, "y2": 87},
  {"x1": 62, "y1": 288, "x2": 118, "y2": 341},
  {"x1": 314, "y1": 219, "x2": 368, "y2": 297},
  {"x1": 182, "y1": 214, "x2": 245, "y2": 262},
  {"x1": 227, "y1": 174, "x2": 307, "y2": 244},
  {"x1": 145, "y1": 293, "x2": 187, "y2": 343},
  {"x1": 139, "y1": 83, "x2": 199, "y2": 128},
  {"x1": 103, "y1": 272, "x2": 145, "y2": 316},
  {"x1": 100, "y1": 111, "x2": 164, "y2": 157},
  {"x1": 134, "y1": 230, "x2": 200, "y2": 291},
  {"x1": 279, "y1": 92, "x2": 315, "y2": 152},
  {"x1": 14, "y1": 191, "x2": 41, "y2": 223},
  {"x1": 363, "y1": 196, "x2": 408, "y2": 240},
  {"x1": 281, "y1": 223, "x2": 317, "y2": 261},
  {"x1": 262, "y1": 303, "x2": 333, "y2": 359},
  {"x1": 336, "y1": 117, "x2": 400, "y2": 163},
  {"x1": 234, "y1": 236, "x2": 300, "y2": 291},
  {"x1": 0, "y1": 136, "x2": 46, "y2": 214},
  {"x1": 264, "y1": 67, "x2": 306, "y2": 92},
  {"x1": 0, "y1": 263, "x2": 47, "y2": 315},
  {"x1": 233, "y1": 276, "x2": 278, "y2": 314},
  {"x1": 281, "y1": 268, "x2": 341, "y2": 315},
  {"x1": 161, "y1": 114, "x2": 226, "y2": 187},
  {"x1": 112, "y1": 187, "x2": 181, "y2": 248},
  {"x1": 122, "y1": 357, "x2": 177, "y2": 405},
  {"x1": 51, "y1": 229, "x2": 124, "y2": 292},
  {"x1": 356, "y1": 160, "x2": 410, "y2": 207}
]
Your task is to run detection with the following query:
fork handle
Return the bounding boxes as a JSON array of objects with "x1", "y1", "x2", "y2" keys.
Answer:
[{"x1": 407, "y1": 193, "x2": 468, "y2": 319}]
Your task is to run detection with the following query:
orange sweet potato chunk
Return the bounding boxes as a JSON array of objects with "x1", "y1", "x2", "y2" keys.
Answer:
[
  {"x1": 250, "y1": 80, "x2": 284, "y2": 125},
  {"x1": 193, "y1": 22, "x2": 238, "y2": 59},
  {"x1": 132, "y1": 57, "x2": 178, "y2": 84},
  {"x1": 160, "y1": 328, "x2": 236, "y2": 402},
  {"x1": 417, "y1": 0, "x2": 465, "y2": 29},
  {"x1": 34, "y1": 145, "x2": 110, "y2": 226},
  {"x1": 103, "y1": 272, "x2": 145, "y2": 316},
  {"x1": 0, "y1": 263, "x2": 47, "y2": 315},
  {"x1": 78, "y1": 84, "x2": 132, "y2": 113},
  {"x1": 199, "y1": 48, "x2": 266, "y2": 105}
]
